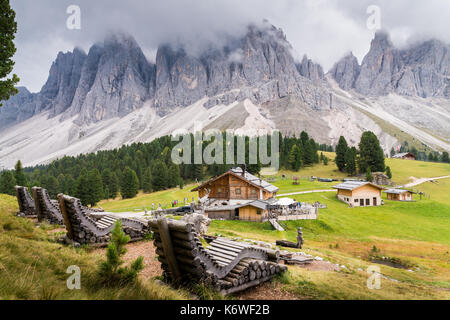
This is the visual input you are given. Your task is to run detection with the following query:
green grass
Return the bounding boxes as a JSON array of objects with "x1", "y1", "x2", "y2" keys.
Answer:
[
  {"x1": 386, "y1": 158, "x2": 450, "y2": 185},
  {"x1": 99, "y1": 185, "x2": 197, "y2": 212},
  {"x1": 0, "y1": 194, "x2": 189, "y2": 300}
]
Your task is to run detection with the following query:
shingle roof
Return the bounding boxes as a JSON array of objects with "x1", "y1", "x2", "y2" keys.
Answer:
[
  {"x1": 333, "y1": 181, "x2": 384, "y2": 191},
  {"x1": 205, "y1": 200, "x2": 269, "y2": 211},
  {"x1": 230, "y1": 167, "x2": 279, "y2": 193},
  {"x1": 192, "y1": 167, "x2": 279, "y2": 193}
]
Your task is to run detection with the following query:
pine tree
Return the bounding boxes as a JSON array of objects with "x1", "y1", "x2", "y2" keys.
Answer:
[
  {"x1": 335, "y1": 136, "x2": 348, "y2": 172},
  {"x1": 0, "y1": 0, "x2": 20, "y2": 105},
  {"x1": 120, "y1": 167, "x2": 139, "y2": 199},
  {"x1": 87, "y1": 169, "x2": 103, "y2": 206},
  {"x1": 442, "y1": 152, "x2": 449, "y2": 163},
  {"x1": 390, "y1": 147, "x2": 395, "y2": 157},
  {"x1": 142, "y1": 167, "x2": 153, "y2": 193},
  {"x1": 167, "y1": 164, "x2": 181, "y2": 189},
  {"x1": 74, "y1": 169, "x2": 90, "y2": 205},
  {"x1": 358, "y1": 131, "x2": 385, "y2": 173},
  {"x1": 152, "y1": 160, "x2": 168, "y2": 191},
  {"x1": 344, "y1": 147, "x2": 357, "y2": 175},
  {"x1": 14, "y1": 160, "x2": 27, "y2": 186},
  {"x1": 96, "y1": 221, "x2": 144, "y2": 287},
  {"x1": 0, "y1": 170, "x2": 16, "y2": 195},
  {"x1": 385, "y1": 166, "x2": 392, "y2": 179},
  {"x1": 366, "y1": 167, "x2": 373, "y2": 182}
]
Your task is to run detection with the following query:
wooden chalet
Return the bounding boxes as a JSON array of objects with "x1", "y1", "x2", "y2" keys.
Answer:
[
  {"x1": 333, "y1": 181, "x2": 384, "y2": 207},
  {"x1": 392, "y1": 152, "x2": 416, "y2": 160},
  {"x1": 192, "y1": 167, "x2": 279, "y2": 201},
  {"x1": 192, "y1": 167, "x2": 279, "y2": 221}
]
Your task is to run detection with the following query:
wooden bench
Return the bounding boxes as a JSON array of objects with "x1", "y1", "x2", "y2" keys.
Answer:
[
  {"x1": 58, "y1": 194, "x2": 150, "y2": 246},
  {"x1": 149, "y1": 218, "x2": 287, "y2": 295},
  {"x1": 32, "y1": 187, "x2": 65, "y2": 225},
  {"x1": 15, "y1": 186, "x2": 37, "y2": 218}
]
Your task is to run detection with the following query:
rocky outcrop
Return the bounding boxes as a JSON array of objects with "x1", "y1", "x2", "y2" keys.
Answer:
[
  {"x1": 297, "y1": 55, "x2": 325, "y2": 82},
  {"x1": 329, "y1": 52, "x2": 360, "y2": 90},
  {"x1": 332, "y1": 31, "x2": 450, "y2": 98}
]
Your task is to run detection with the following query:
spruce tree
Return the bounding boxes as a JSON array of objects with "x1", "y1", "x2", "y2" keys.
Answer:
[
  {"x1": 0, "y1": 0, "x2": 20, "y2": 105},
  {"x1": 120, "y1": 167, "x2": 139, "y2": 199},
  {"x1": 385, "y1": 166, "x2": 392, "y2": 179},
  {"x1": 142, "y1": 167, "x2": 153, "y2": 193},
  {"x1": 336, "y1": 136, "x2": 348, "y2": 172},
  {"x1": 344, "y1": 147, "x2": 357, "y2": 175},
  {"x1": 0, "y1": 170, "x2": 16, "y2": 195},
  {"x1": 152, "y1": 160, "x2": 168, "y2": 191},
  {"x1": 366, "y1": 167, "x2": 373, "y2": 182},
  {"x1": 74, "y1": 169, "x2": 90, "y2": 205},
  {"x1": 96, "y1": 221, "x2": 144, "y2": 287},
  {"x1": 358, "y1": 131, "x2": 385, "y2": 173},
  {"x1": 87, "y1": 169, "x2": 103, "y2": 206},
  {"x1": 14, "y1": 160, "x2": 27, "y2": 186},
  {"x1": 442, "y1": 152, "x2": 449, "y2": 163}
]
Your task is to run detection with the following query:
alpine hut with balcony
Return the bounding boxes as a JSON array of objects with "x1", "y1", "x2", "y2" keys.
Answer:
[{"x1": 191, "y1": 167, "x2": 279, "y2": 221}]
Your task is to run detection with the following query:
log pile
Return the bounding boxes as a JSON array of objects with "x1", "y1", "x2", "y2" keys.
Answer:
[
  {"x1": 149, "y1": 218, "x2": 287, "y2": 295},
  {"x1": 58, "y1": 194, "x2": 150, "y2": 246},
  {"x1": 15, "y1": 186, "x2": 36, "y2": 217},
  {"x1": 32, "y1": 187, "x2": 65, "y2": 225}
]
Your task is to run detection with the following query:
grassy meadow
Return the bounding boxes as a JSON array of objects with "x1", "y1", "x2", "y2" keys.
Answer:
[{"x1": 0, "y1": 154, "x2": 449, "y2": 299}]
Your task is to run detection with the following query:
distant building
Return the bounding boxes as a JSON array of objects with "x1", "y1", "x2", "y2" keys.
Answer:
[
  {"x1": 372, "y1": 172, "x2": 391, "y2": 185},
  {"x1": 392, "y1": 152, "x2": 416, "y2": 160},
  {"x1": 333, "y1": 181, "x2": 384, "y2": 207},
  {"x1": 384, "y1": 189, "x2": 415, "y2": 201}
]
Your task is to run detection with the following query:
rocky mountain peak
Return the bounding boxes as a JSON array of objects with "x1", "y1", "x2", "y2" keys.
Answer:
[{"x1": 329, "y1": 52, "x2": 360, "y2": 90}]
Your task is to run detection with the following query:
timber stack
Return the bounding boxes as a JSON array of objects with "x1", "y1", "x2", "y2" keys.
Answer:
[
  {"x1": 149, "y1": 218, "x2": 287, "y2": 295},
  {"x1": 32, "y1": 187, "x2": 65, "y2": 225},
  {"x1": 15, "y1": 186, "x2": 37, "y2": 218},
  {"x1": 58, "y1": 194, "x2": 149, "y2": 246}
]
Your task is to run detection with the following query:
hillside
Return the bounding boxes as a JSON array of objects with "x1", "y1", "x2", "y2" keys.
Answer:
[{"x1": 1, "y1": 157, "x2": 448, "y2": 299}]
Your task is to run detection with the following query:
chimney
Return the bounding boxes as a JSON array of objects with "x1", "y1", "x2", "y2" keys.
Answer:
[{"x1": 240, "y1": 164, "x2": 246, "y2": 177}]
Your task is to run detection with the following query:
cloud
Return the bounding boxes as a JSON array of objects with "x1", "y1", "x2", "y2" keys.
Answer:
[{"x1": 10, "y1": 0, "x2": 450, "y2": 92}]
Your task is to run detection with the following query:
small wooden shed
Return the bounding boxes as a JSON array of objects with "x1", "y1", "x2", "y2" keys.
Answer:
[{"x1": 384, "y1": 189, "x2": 415, "y2": 201}]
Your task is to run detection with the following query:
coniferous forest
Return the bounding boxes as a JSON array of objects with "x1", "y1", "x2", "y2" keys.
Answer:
[{"x1": 0, "y1": 131, "x2": 333, "y2": 205}]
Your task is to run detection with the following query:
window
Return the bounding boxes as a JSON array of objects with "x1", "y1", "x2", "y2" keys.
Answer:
[
  {"x1": 256, "y1": 209, "x2": 262, "y2": 215},
  {"x1": 218, "y1": 187, "x2": 222, "y2": 193},
  {"x1": 235, "y1": 188, "x2": 241, "y2": 195},
  {"x1": 366, "y1": 199, "x2": 370, "y2": 206},
  {"x1": 251, "y1": 189, "x2": 256, "y2": 194},
  {"x1": 354, "y1": 199, "x2": 358, "y2": 203}
]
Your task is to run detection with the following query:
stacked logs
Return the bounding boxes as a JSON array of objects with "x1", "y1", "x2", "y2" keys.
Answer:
[
  {"x1": 32, "y1": 187, "x2": 65, "y2": 225},
  {"x1": 15, "y1": 186, "x2": 36, "y2": 217},
  {"x1": 149, "y1": 218, "x2": 287, "y2": 294},
  {"x1": 59, "y1": 194, "x2": 149, "y2": 246}
]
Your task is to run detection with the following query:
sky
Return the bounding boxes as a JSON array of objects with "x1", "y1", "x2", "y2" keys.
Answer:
[{"x1": 10, "y1": 0, "x2": 450, "y2": 92}]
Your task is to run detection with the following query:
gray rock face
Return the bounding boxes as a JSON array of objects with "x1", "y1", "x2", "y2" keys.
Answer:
[
  {"x1": 297, "y1": 55, "x2": 325, "y2": 82},
  {"x1": 332, "y1": 31, "x2": 450, "y2": 98},
  {"x1": 2, "y1": 26, "x2": 448, "y2": 132},
  {"x1": 73, "y1": 34, "x2": 154, "y2": 123},
  {"x1": 41, "y1": 48, "x2": 87, "y2": 117},
  {"x1": 329, "y1": 52, "x2": 360, "y2": 90}
]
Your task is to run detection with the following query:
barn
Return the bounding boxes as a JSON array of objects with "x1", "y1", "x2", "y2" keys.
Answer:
[{"x1": 333, "y1": 181, "x2": 384, "y2": 207}]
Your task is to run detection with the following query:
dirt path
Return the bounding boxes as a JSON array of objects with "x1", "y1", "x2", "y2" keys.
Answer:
[{"x1": 402, "y1": 175, "x2": 450, "y2": 188}]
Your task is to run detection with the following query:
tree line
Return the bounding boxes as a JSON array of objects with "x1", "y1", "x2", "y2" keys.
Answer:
[
  {"x1": 0, "y1": 131, "x2": 332, "y2": 206},
  {"x1": 335, "y1": 131, "x2": 391, "y2": 181}
]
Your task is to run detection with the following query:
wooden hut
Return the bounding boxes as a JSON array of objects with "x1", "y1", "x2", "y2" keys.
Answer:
[
  {"x1": 392, "y1": 152, "x2": 416, "y2": 160},
  {"x1": 384, "y1": 189, "x2": 415, "y2": 201}
]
